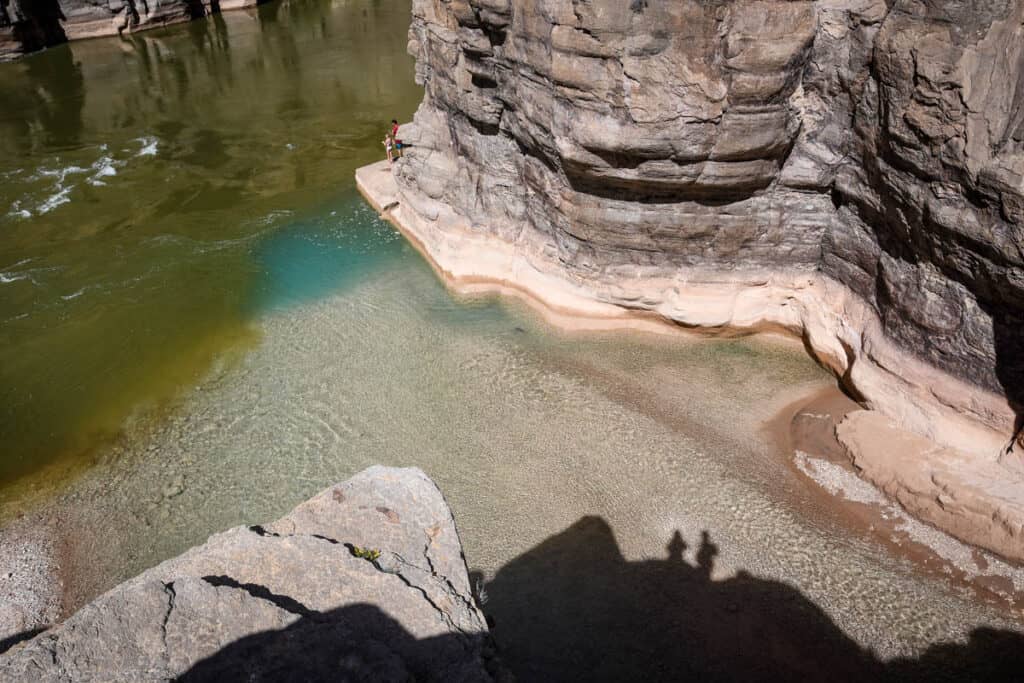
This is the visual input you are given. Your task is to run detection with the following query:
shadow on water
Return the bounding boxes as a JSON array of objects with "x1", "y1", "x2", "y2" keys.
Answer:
[
  {"x1": 173, "y1": 518, "x2": 1024, "y2": 682},
  {"x1": 481, "y1": 518, "x2": 1024, "y2": 682}
]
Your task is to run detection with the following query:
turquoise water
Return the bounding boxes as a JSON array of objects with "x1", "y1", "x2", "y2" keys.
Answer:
[{"x1": 250, "y1": 191, "x2": 408, "y2": 312}]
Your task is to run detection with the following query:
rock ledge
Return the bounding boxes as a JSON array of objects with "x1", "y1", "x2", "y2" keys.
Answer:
[{"x1": 0, "y1": 466, "x2": 497, "y2": 682}]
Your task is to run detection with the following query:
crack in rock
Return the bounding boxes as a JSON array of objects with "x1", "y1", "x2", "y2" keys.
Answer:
[
  {"x1": 160, "y1": 581, "x2": 176, "y2": 667},
  {"x1": 388, "y1": 565, "x2": 468, "y2": 636},
  {"x1": 311, "y1": 534, "x2": 340, "y2": 545},
  {"x1": 421, "y1": 536, "x2": 480, "y2": 617},
  {"x1": 384, "y1": 551, "x2": 478, "y2": 637},
  {"x1": 200, "y1": 575, "x2": 318, "y2": 619}
]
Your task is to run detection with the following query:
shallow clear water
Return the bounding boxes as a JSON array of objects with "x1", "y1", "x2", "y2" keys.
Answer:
[
  {"x1": 1, "y1": 0, "x2": 1023, "y2": 677},
  {"x1": 22, "y1": 237, "x2": 1024, "y2": 670}
]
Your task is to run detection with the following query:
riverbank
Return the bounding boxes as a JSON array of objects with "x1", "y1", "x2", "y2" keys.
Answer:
[
  {"x1": 356, "y1": 154, "x2": 1024, "y2": 564},
  {"x1": 0, "y1": 0, "x2": 269, "y2": 61}
]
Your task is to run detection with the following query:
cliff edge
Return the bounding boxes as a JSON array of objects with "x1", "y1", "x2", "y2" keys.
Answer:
[{"x1": 0, "y1": 467, "x2": 498, "y2": 681}]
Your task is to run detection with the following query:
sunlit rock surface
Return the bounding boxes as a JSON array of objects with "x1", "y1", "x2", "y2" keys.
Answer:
[{"x1": 0, "y1": 467, "x2": 498, "y2": 681}]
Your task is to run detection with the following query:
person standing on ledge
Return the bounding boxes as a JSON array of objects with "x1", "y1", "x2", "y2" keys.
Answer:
[
  {"x1": 391, "y1": 119, "x2": 403, "y2": 158},
  {"x1": 383, "y1": 132, "x2": 394, "y2": 166}
]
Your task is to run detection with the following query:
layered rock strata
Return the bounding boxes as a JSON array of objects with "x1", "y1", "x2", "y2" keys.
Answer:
[
  {"x1": 359, "y1": 0, "x2": 1024, "y2": 558},
  {"x1": 0, "y1": 0, "x2": 266, "y2": 59},
  {"x1": 0, "y1": 467, "x2": 498, "y2": 681}
]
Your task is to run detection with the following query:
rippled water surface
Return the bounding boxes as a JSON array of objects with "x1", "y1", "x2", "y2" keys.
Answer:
[
  {"x1": 1, "y1": 0, "x2": 1023, "y2": 677},
  {"x1": 0, "y1": 0, "x2": 420, "y2": 484}
]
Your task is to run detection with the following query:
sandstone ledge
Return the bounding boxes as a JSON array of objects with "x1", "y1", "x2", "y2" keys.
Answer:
[
  {"x1": 0, "y1": 467, "x2": 498, "y2": 681},
  {"x1": 838, "y1": 411, "x2": 1024, "y2": 563},
  {"x1": 357, "y1": 158, "x2": 1024, "y2": 562}
]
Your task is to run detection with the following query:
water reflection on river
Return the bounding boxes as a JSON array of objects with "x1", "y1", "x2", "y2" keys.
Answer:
[{"x1": 0, "y1": 0, "x2": 420, "y2": 484}]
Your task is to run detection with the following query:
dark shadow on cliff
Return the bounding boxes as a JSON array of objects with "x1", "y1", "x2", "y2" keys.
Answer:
[
  {"x1": 837, "y1": 93, "x2": 1024, "y2": 463},
  {"x1": 991, "y1": 310, "x2": 1024, "y2": 457},
  {"x1": 177, "y1": 602, "x2": 498, "y2": 682},
  {"x1": 479, "y1": 518, "x2": 1024, "y2": 682}
]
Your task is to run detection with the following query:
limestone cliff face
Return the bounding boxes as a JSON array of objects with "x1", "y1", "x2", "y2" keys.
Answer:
[
  {"x1": 0, "y1": 467, "x2": 498, "y2": 681},
  {"x1": 0, "y1": 0, "x2": 266, "y2": 59},
  {"x1": 396, "y1": 0, "x2": 1024, "y2": 458}
]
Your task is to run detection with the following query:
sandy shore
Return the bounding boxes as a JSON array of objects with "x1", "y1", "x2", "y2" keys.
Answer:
[
  {"x1": 0, "y1": 513, "x2": 61, "y2": 653},
  {"x1": 769, "y1": 388, "x2": 1024, "y2": 611},
  {"x1": 356, "y1": 158, "x2": 1024, "y2": 564}
]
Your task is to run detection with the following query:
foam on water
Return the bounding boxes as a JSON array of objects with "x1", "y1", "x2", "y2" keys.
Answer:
[
  {"x1": 60, "y1": 288, "x2": 86, "y2": 301},
  {"x1": 7, "y1": 201, "x2": 32, "y2": 219},
  {"x1": 86, "y1": 156, "x2": 120, "y2": 186},
  {"x1": 135, "y1": 136, "x2": 159, "y2": 157},
  {"x1": 6, "y1": 144, "x2": 141, "y2": 217},
  {"x1": 36, "y1": 185, "x2": 73, "y2": 214},
  {"x1": 0, "y1": 259, "x2": 38, "y2": 284},
  {"x1": 0, "y1": 271, "x2": 28, "y2": 284}
]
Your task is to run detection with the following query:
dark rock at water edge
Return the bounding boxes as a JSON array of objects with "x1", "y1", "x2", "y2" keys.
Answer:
[{"x1": 0, "y1": 0, "x2": 270, "y2": 60}]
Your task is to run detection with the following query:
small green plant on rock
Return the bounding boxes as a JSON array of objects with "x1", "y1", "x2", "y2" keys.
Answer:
[{"x1": 348, "y1": 545, "x2": 382, "y2": 562}]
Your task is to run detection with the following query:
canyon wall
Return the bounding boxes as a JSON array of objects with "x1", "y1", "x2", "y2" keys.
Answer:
[
  {"x1": 0, "y1": 467, "x2": 500, "y2": 680},
  {"x1": 0, "y1": 0, "x2": 266, "y2": 59},
  {"x1": 394, "y1": 0, "x2": 1024, "y2": 463}
]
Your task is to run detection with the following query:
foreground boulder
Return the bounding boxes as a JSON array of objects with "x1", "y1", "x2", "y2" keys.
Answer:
[{"x1": 0, "y1": 467, "x2": 497, "y2": 682}]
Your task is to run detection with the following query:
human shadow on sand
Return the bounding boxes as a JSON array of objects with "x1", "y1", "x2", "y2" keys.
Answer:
[
  {"x1": 479, "y1": 517, "x2": 1024, "y2": 682},
  {"x1": 176, "y1": 517, "x2": 1024, "y2": 682}
]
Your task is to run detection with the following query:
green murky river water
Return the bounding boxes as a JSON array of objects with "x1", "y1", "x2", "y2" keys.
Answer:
[
  {"x1": 0, "y1": 0, "x2": 419, "y2": 485},
  {"x1": 1, "y1": 1, "x2": 1023, "y2": 678}
]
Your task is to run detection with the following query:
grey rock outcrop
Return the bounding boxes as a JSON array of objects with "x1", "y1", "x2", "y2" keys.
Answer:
[
  {"x1": 0, "y1": 467, "x2": 498, "y2": 681},
  {"x1": 393, "y1": 0, "x2": 1024, "y2": 462},
  {"x1": 0, "y1": 0, "x2": 267, "y2": 59}
]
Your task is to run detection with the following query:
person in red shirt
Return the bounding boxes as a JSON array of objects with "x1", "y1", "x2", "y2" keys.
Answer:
[{"x1": 391, "y1": 119, "x2": 403, "y2": 157}]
